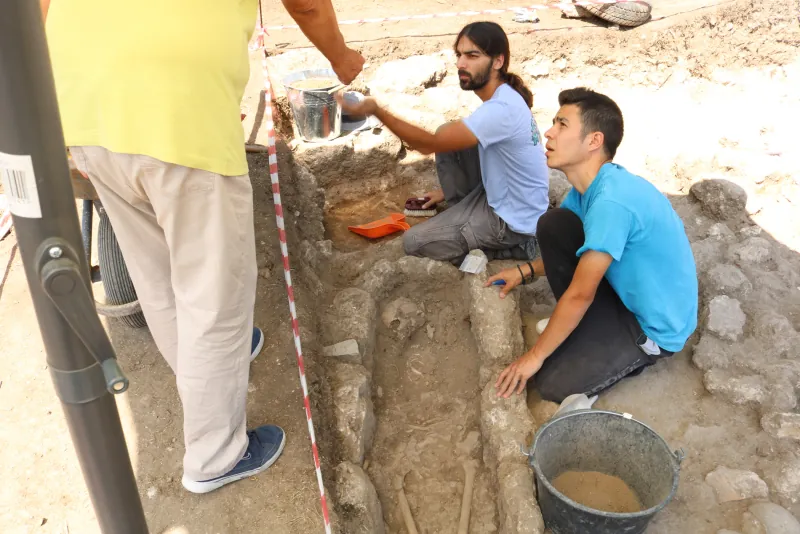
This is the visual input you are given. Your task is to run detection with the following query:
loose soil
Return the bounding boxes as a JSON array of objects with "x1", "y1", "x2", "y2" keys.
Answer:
[
  {"x1": 290, "y1": 77, "x2": 341, "y2": 90},
  {"x1": 551, "y1": 470, "x2": 644, "y2": 514}
]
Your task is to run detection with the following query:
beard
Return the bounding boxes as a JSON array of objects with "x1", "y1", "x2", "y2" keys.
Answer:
[{"x1": 458, "y1": 64, "x2": 493, "y2": 91}]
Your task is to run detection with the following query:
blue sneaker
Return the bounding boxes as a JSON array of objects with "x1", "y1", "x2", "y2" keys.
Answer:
[
  {"x1": 181, "y1": 425, "x2": 286, "y2": 494},
  {"x1": 251, "y1": 327, "x2": 264, "y2": 362}
]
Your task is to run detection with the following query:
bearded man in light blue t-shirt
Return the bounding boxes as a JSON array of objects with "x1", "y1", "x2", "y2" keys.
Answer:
[{"x1": 340, "y1": 21, "x2": 549, "y2": 264}]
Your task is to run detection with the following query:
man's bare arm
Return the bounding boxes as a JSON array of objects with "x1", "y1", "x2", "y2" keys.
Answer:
[
  {"x1": 530, "y1": 251, "x2": 612, "y2": 361},
  {"x1": 41, "y1": 0, "x2": 51, "y2": 21},
  {"x1": 495, "y1": 251, "x2": 613, "y2": 397},
  {"x1": 339, "y1": 95, "x2": 478, "y2": 154},
  {"x1": 281, "y1": 0, "x2": 364, "y2": 83},
  {"x1": 374, "y1": 108, "x2": 479, "y2": 155}
]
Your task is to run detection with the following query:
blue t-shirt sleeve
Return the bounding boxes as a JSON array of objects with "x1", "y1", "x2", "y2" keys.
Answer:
[
  {"x1": 462, "y1": 99, "x2": 511, "y2": 148},
  {"x1": 576, "y1": 200, "x2": 633, "y2": 261}
]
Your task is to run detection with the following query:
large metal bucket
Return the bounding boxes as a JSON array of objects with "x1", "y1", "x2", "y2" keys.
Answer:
[
  {"x1": 282, "y1": 69, "x2": 342, "y2": 143},
  {"x1": 529, "y1": 409, "x2": 684, "y2": 534}
]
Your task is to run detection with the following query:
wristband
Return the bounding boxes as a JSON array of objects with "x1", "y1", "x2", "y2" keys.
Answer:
[
  {"x1": 526, "y1": 261, "x2": 535, "y2": 279},
  {"x1": 517, "y1": 265, "x2": 527, "y2": 285}
]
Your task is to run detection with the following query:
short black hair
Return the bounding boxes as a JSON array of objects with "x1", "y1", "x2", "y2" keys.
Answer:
[{"x1": 558, "y1": 87, "x2": 624, "y2": 159}]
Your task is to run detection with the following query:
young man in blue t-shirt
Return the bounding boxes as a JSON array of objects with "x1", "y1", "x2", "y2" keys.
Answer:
[
  {"x1": 488, "y1": 88, "x2": 698, "y2": 402},
  {"x1": 340, "y1": 22, "x2": 549, "y2": 264}
]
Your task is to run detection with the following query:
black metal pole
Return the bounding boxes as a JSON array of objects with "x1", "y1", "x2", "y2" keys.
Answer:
[{"x1": 0, "y1": 2, "x2": 148, "y2": 533}]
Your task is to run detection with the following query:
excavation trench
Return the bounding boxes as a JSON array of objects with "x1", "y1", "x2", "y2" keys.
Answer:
[{"x1": 284, "y1": 134, "x2": 544, "y2": 533}]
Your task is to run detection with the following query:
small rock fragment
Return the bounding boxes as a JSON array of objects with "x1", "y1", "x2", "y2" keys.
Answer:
[
  {"x1": 481, "y1": 381, "x2": 535, "y2": 467},
  {"x1": 761, "y1": 413, "x2": 800, "y2": 441},
  {"x1": 498, "y1": 462, "x2": 545, "y2": 534},
  {"x1": 323, "y1": 339, "x2": 362, "y2": 363},
  {"x1": 330, "y1": 363, "x2": 376, "y2": 464},
  {"x1": 706, "y1": 295, "x2": 746, "y2": 341},
  {"x1": 357, "y1": 259, "x2": 400, "y2": 299},
  {"x1": 396, "y1": 255, "x2": 461, "y2": 283},
  {"x1": 316, "y1": 239, "x2": 333, "y2": 257},
  {"x1": 426, "y1": 323, "x2": 436, "y2": 340},
  {"x1": 324, "y1": 288, "x2": 377, "y2": 369},
  {"x1": 548, "y1": 169, "x2": 572, "y2": 208},
  {"x1": 704, "y1": 264, "x2": 752, "y2": 298},
  {"x1": 692, "y1": 238, "x2": 726, "y2": 273},
  {"x1": 299, "y1": 240, "x2": 319, "y2": 269},
  {"x1": 467, "y1": 256, "x2": 526, "y2": 372},
  {"x1": 703, "y1": 368, "x2": 766, "y2": 407},
  {"x1": 705, "y1": 466, "x2": 769, "y2": 503},
  {"x1": 763, "y1": 379, "x2": 798, "y2": 412},
  {"x1": 739, "y1": 223, "x2": 762, "y2": 236},
  {"x1": 742, "y1": 511, "x2": 767, "y2": 534},
  {"x1": 707, "y1": 223, "x2": 735, "y2": 239},
  {"x1": 769, "y1": 458, "x2": 800, "y2": 504},
  {"x1": 692, "y1": 334, "x2": 735, "y2": 371},
  {"x1": 752, "y1": 312, "x2": 799, "y2": 356},
  {"x1": 690, "y1": 178, "x2": 747, "y2": 221},
  {"x1": 746, "y1": 502, "x2": 800, "y2": 534},
  {"x1": 334, "y1": 462, "x2": 386, "y2": 534},
  {"x1": 728, "y1": 237, "x2": 776, "y2": 269},
  {"x1": 522, "y1": 56, "x2": 553, "y2": 78}
]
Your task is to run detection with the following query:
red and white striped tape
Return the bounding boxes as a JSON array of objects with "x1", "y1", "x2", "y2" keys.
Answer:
[
  {"x1": 260, "y1": 0, "x2": 621, "y2": 31},
  {"x1": 259, "y1": 53, "x2": 333, "y2": 534},
  {"x1": 0, "y1": 196, "x2": 11, "y2": 240}
]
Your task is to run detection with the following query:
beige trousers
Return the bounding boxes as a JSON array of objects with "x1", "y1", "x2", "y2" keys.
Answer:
[{"x1": 70, "y1": 146, "x2": 257, "y2": 481}]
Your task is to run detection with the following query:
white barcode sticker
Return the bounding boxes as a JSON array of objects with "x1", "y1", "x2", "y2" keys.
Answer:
[{"x1": 0, "y1": 152, "x2": 41, "y2": 218}]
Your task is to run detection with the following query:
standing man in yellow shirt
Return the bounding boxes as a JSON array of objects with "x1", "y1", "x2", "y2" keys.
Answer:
[{"x1": 44, "y1": 0, "x2": 364, "y2": 493}]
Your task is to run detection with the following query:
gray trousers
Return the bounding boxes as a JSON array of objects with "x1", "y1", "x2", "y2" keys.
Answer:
[{"x1": 402, "y1": 146, "x2": 534, "y2": 264}]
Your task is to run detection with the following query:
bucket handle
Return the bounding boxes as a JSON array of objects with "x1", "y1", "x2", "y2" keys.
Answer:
[
  {"x1": 523, "y1": 439, "x2": 687, "y2": 468},
  {"x1": 525, "y1": 444, "x2": 687, "y2": 463}
]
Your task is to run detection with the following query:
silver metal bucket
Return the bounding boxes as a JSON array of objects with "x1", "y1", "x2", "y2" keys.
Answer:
[
  {"x1": 282, "y1": 69, "x2": 342, "y2": 143},
  {"x1": 528, "y1": 409, "x2": 684, "y2": 534}
]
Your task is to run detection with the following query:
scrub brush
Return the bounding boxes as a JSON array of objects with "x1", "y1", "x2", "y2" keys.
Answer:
[{"x1": 404, "y1": 197, "x2": 437, "y2": 218}]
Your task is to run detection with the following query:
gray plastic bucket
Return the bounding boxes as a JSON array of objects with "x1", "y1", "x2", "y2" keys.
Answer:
[
  {"x1": 282, "y1": 69, "x2": 342, "y2": 143},
  {"x1": 529, "y1": 409, "x2": 684, "y2": 534}
]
